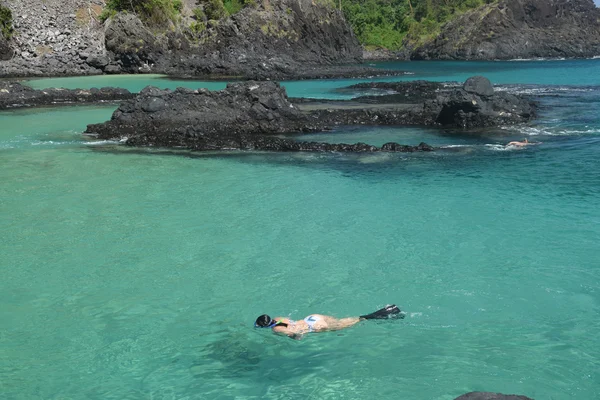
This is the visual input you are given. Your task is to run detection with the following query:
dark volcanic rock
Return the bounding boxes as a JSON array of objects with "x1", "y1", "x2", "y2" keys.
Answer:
[
  {"x1": 0, "y1": 81, "x2": 134, "y2": 109},
  {"x1": 87, "y1": 82, "x2": 314, "y2": 138},
  {"x1": 84, "y1": 77, "x2": 535, "y2": 153},
  {"x1": 412, "y1": 0, "x2": 600, "y2": 60},
  {"x1": 313, "y1": 76, "x2": 534, "y2": 128},
  {"x1": 104, "y1": 13, "x2": 163, "y2": 73},
  {"x1": 84, "y1": 81, "x2": 433, "y2": 153},
  {"x1": 409, "y1": 0, "x2": 600, "y2": 60},
  {"x1": 0, "y1": 32, "x2": 13, "y2": 61},
  {"x1": 341, "y1": 80, "x2": 447, "y2": 104},
  {"x1": 454, "y1": 392, "x2": 533, "y2": 400},
  {"x1": 423, "y1": 77, "x2": 534, "y2": 128},
  {"x1": 464, "y1": 76, "x2": 495, "y2": 97}
]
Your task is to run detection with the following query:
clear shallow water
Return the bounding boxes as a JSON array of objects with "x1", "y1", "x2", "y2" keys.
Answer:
[
  {"x1": 2, "y1": 61, "x2": 600, "y2": 399},
  {"x1": 23, "y1": 59, "x2": 600, "y2": 99}
]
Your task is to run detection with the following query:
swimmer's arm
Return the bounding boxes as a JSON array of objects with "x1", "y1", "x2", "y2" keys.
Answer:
[{"x1": 272, "y1": 326, "x2": 304, "y2": 340}]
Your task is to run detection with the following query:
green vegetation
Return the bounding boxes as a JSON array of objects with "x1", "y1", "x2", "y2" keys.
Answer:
[
  {"x1": 0, "y1": 4, "x2": 13, "y2": 39},
  {"x1": 196, "y1": 0, "x2": 254, "y2": 21},
  {"x1": 188, "y1": 0, "x2": 254, "y2": 36},
  {"x1": 100, "y1": 0, "x2": 183, "y2": 27},
  {"x1": 341, "y1": 0, "x2": 492, "y2": 50},
  {"x1": 223, "y1": 0, "x2": 244, "y2": 15}
]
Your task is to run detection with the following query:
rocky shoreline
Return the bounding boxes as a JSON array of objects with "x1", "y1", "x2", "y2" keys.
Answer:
[{"x1": 82, "y1": 76, "x2": 534, "y2": 154}]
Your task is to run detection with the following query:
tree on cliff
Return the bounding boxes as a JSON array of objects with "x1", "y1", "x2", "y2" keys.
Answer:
[
  {"x1": 101, "y1": 0, "x2": 184, "y2": 27},
  {"x1": 0, "y1": 2, "x2": 13, "y2": 39},
  {"x1": 341, "y1": 0, "x2": 491, "y2": 50}
]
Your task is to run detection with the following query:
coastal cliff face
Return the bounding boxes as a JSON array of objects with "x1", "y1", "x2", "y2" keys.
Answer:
[
  {"x1": 0, "y1": 0, "x2": 106, "y2": 76},
  {"x1": 0, "y1": 0, "x2": 362, "y2": 77},
  {"x1": 409, "y1": 0, "x2": 600, "y2": 60},
  {"x1": 104, "y1": 0, "x2": 362, "y2": 77}
]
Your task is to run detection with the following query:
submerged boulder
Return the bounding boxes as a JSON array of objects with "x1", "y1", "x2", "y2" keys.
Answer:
[{"x1": 454, "y1": 392, "x2": 533, "y2": 400}]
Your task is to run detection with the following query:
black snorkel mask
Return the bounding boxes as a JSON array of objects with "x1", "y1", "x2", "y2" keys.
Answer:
[
  {"x1": 254, "y1": 319, "x2": 278, "y2": 328},
  {"x1": 254, "y1": 315, "x2": 287, "y2": 328}
]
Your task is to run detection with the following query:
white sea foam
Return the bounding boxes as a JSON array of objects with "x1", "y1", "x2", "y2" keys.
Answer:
[
  {"x1": 358, "y1": 153, "x2": 394, "y2": 164},
  {"x1": 31, "y1": 140, "x2": 78, "y2": 146},
  {"x1": 506, "y1": 57, "x2": 566, "y2": 61},
  {"x1": 494, "y1": 85, "x2": 594, "y2": 95},
  {"x1": 83, "y1": 140, "x2": 122, "y2": 146},
  {"x1": 484, "y1": 144, "x2": 513, "y2": 151},
  {"x1": 505, "y1": 125, "x2": 600, "y2": 136}
]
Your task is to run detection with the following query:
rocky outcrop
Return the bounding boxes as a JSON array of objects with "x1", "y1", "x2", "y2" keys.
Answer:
[
  {"x1": 423, "y1": 76, "x2": 534, "y2": 128},
  {"x1": 316, "y1": 76, "x2": 534, "y2": 128},
  {"x1": 84, "y1": 80, "x2": 434, "y2": 152},
  {"x1": 409, "y1": 0, "x2": 600, "y2": 60},
  {"x1": 0, "y1": 81, "x2": 133, "y2": 108},
  {"x1": 337, "y1": 80, "x2": 447, "y2": 104},
  {"x1": 84, "y1": 77, "x2": 534, "y2": 153},
  {"x1": 454, "y1": 392, "x2": 533, "y2": 400}
]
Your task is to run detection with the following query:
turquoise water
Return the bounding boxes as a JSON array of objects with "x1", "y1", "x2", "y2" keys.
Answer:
[
  {"x1": 24, "y1": 59, "x2": 600, "y2": 98},
  {"x1": 2, "y1": 61, "x2": 600, "y2": 399}
]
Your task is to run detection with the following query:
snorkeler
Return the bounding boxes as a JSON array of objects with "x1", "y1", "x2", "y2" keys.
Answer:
[
  {"x1": 254, "y1": 304, "x2": 403, "y2": 339},
  {"x1": 506, "y1": 138, "x2": 541, "y2": 147}
]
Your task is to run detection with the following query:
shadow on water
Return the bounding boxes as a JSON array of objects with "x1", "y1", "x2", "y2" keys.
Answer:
[{"x1": 135, "y1": 328, "x2": 341, "y2": 398}]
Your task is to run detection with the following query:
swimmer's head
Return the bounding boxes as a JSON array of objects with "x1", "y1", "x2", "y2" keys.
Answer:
[{"x1": 254, "y1": 314, "x2": 273, "y2": 328}]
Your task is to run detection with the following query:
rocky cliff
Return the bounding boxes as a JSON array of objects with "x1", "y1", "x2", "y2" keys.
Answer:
[
  {"x1": 0, "y1": 0, "x2": 106, "y2": 76},
  {"x1": 103, "y1": 0, "x2": 364, "y2": 78},
  {"x1": 409, "y1": 0, "x2": 600, "y2": 60},
  {"x1": 0, "y1": 0, "x2": 367, "y2": 78}
]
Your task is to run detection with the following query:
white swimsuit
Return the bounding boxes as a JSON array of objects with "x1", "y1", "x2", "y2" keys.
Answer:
[{"x1": 304, "y1": 315, "x2": 320, "y2": 332}]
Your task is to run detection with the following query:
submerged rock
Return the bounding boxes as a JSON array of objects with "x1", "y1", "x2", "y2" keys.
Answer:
[
  {"x1": 84, "y1": 77, "x2": 535, "y2": 153},
  {"x1": 454, "y1": 392, "x2": 533, "y2": 400},
  {"x1": 0, "y1": 81, "x2": 134, "y2": 109}
]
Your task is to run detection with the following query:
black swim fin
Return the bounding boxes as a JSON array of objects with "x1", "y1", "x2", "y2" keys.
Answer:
[{"x1": 360, "y1": 304, "x2": 404, "y2": 320}]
